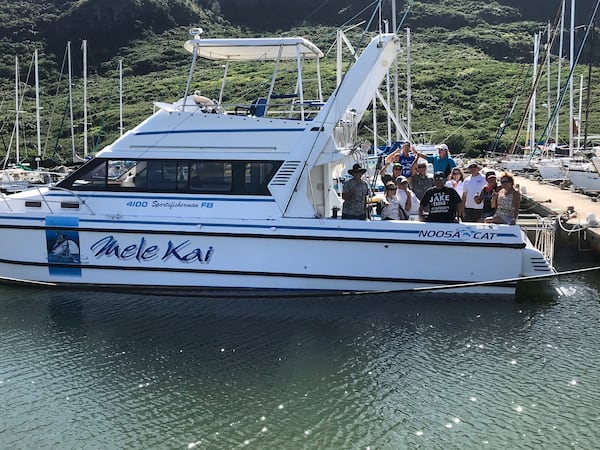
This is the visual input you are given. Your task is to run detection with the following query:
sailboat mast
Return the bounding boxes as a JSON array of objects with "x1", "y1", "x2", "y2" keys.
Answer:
[
  {"x1": 569, "y1": 0, "x2": 575, "y2": 156},
  {"x1": 83, "y1": 39, "x2": 88, "y2": 159},
  {"x1": 577, "y1": 74, "x2": 583, "y2": 150},
  {"x1": 15, "y1": 56, "x2": 20, "y2": 163},
  {"x1": 67, "y1": 42, "x2": 76, "y2": 163},
  {"x1": 546, "y1": 22, "x2": 552, "y2": 125},
  {"x1": 34, "y1": 49, "x2": 42, "y2": 159},
  {"x1": 406, "y1": 27, "x2": 412, "y2": 142},
  {"x1": 530, "y1": 33, "x2": 540, "y2": 152},
  {"x1": 119, "y1": 59, "x2": 123, "y2": 136},
  {"x1": 392, "y1": 0, "x2": 401, "y2": 142},
  {"x1": 556, "y1": 0, "x2": 565, "y2": 146}
]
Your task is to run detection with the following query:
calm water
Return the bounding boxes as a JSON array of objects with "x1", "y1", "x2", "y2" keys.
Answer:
[{"x1": 2, "y1": 252, "x2": 600, "y2": 449}]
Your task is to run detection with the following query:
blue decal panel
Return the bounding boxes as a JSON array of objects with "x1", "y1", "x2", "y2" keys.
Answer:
[{"x1": 45, "y1": 216, "x2": 82, "y2": 277}]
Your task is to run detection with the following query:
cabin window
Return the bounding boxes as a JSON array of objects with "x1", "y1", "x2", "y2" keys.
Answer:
[
  {"x1": 59, "y1": 158, "x2": 282, "y2": 195},
  {"x1": 189, "y1": 161, "x2": 232, "y2": 193},
  {"x1": 67, "y1": 159, "x2": 137, "y2": 189},
  {"x1": 139, "y1": 160, "x2": 188, "y2": 192},
  {"x1": 244, "y1": 162, "x2": 278, "y2": 194}
]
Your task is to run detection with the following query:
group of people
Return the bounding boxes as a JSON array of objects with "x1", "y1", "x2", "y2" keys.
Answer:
[{"x1": 341, "y1": 142, "x2": 521, "y2": 225}]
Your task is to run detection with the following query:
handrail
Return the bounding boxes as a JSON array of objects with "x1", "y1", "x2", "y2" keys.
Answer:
[
  {"x1": 45, "y1": 186, "x2": 97, "y2": 215},
  {"x1": 518, "y1": 213, "x2": 555, "y2": 266}
]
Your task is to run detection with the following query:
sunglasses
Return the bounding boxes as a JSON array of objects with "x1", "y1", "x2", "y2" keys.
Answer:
[
  {"x1": 500, "y1": 179, "x2": 511, "y2": 184},
  {"x1": 434, "y1": 176, "x2": 445, "y2": 180},
  {"x1": 386, "y1": 186, "x2": 397, "y2": 190}
]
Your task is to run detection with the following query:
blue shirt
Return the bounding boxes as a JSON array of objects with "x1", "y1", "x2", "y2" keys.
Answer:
[
  {"x1": 426, "y1": 155, "x2": 456, "y2": 176},
  {"x1": 398, "y1": 154, "x2": 415, "y2": 178}
]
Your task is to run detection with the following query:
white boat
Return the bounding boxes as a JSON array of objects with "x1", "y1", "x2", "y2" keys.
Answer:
[
  {"x1": 535, "y1": 157, "x2": 570, "y2": 181},
  {"x1": 0, "y1": 170, "x2": 30, "y2": 193},
  {"x1": 0, "y1": 30, "x2": 553, "y2": 295},
  {"x1": 498, "y1": 154, "x2": 536, "y2": 173},
  {"x1": 0, "y1": 166, "x2": 68, "y2": 193},
  {"x1": 566, "y1": 157, "x2": 600, "y2": 193}
]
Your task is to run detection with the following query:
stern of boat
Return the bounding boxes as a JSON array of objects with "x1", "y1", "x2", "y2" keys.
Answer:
[{"x1": 521, "y1": 239, "x2": 555, "y2": 278}]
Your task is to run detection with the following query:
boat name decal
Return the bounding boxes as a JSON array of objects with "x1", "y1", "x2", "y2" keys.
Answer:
[
  {"x1": 418, "y1": 228, "x2": 497, "y2": 241},
  {"x1": 90, "y1": 236, "x2": 214, "y2": 263}
]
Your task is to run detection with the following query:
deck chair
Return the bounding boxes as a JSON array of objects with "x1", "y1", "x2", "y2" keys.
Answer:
[{"x1": 249, "y1": 98, "x2": 268, "y2": 117}]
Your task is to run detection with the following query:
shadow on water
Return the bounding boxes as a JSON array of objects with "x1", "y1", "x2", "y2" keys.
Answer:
[
  {"x1": 33, "y1": 288, "x2": 558, "y2": 350},
  {"x1": 1, "y1": 284, "x2": 563, "y2": 335}
]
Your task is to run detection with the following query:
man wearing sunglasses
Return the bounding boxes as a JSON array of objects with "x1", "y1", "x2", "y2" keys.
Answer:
[
  {"x1": 410, "y1": 160, "x2": 434, "y2": 201},
  {"x1": 418, "y1": 171, "x2": 462, "y2": 223}
]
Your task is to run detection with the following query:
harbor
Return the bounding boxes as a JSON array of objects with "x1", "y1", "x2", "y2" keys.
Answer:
[
  {"x1": 514, "y1": 174, "x2": 600, "y2": 255},
  {"x1": 2, "y1": 1, "x2": 600, "y2": 449}
]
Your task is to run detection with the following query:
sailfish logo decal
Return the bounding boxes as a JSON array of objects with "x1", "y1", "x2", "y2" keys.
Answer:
[{"x1": 45, "y1": 217, "x2": 82, "y2": 277}]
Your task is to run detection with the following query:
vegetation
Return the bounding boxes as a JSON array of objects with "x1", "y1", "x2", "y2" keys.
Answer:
[{"x1": 0, "y1": 0, "x2": 598, "y2": 165}]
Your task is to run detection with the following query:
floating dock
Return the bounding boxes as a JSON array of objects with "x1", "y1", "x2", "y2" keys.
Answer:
[{"x1": 514, "y1": 174, "x2": 600, "y2": 255}]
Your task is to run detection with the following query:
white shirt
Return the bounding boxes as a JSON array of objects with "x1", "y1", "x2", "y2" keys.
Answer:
[
  {"x1": 397, "y1": 188, "x2": 420, "y2": 215},
  {"x1": 445, "y1": 179, "x2": 464, "y2": 198},
  {"x1": 462, "y1": 173, "x2": 487, "y2": 209}
]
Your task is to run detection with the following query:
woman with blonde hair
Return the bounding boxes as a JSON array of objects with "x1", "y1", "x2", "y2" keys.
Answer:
[{"x1": 485, "y1": 172, "x2": 521, "y2": 225}]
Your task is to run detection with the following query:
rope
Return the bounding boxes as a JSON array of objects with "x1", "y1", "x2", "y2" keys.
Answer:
[
  {"x1": 0, "y1": 275, "x2": 56, "y2": 286},
  {"x1": 556, "y1": 213, "x2": 589, "y2": 234}
]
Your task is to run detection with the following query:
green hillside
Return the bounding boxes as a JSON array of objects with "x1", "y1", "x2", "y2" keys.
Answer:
[{"x1": 0, "y1": 0, "x2": 598, "y2": 164}]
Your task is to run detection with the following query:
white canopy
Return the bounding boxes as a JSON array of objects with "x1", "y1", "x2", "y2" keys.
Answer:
[{"x1": 184, "y1": 37, "x2": 323, "y2": 61}]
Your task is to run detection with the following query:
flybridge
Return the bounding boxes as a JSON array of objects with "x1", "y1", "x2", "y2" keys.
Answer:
[{"x1": 181, "y1": 28, "x2": 325, "y2": 121}]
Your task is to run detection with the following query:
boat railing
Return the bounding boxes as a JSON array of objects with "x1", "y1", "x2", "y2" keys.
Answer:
[
  {"x1": 44, "y1": 186, "x2": 97, "y2": 215},
  {"x1": 0, "y1": 192, "x2": 16, "y2": 212},
  {"x1": 518, "y1": 213, "x2": 556, "y2": 266},
  {"x1": 230, "y1": 95, "x2": 324, "y2": 120}
]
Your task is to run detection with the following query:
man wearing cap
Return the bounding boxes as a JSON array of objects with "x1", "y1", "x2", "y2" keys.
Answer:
[
  {"x1": 419, "y1": 171, "x2": 462, "y2": 223},
  {"x1": 474, "y1": 171, "x2": 500, "y2": 221},
  {"x1": 380, "y1": 182, "x2": 403, "y2": 220},
  {"x1": 416, "y1": 143, "x2": 456, "y2": 177},
  {"x1": 461, "y1": 160, "x2": 487, "y2": 222},
  {"x1": 380, "y1": 142, "x2": 414, "y2": 184},
  {"x1": 342, "y1": 163, "x2": 370, "y2": 220},
  {"x1": 396, "y1": 175, "x2": 420, "y2": 217}
]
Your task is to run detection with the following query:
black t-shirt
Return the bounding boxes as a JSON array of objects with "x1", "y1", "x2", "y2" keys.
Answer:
[
  {"x1": 421, "y1": 186, "x2": 462, "y2": 222},
  {"x1": 481, "y1": 184, "x2": 499, "y2": 211}
]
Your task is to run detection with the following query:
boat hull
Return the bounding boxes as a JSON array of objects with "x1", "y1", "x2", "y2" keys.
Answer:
[
  {"x1": 567, "y1": 169, "x2": 600, "y2": 192},
  {"x1": 0, "y1": 215, "x2": 549, "y2": 295}
]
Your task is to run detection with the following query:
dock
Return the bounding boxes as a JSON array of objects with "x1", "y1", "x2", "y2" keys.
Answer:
[{"x1": 514, "y1": 174, "x2": 600, "y2": 255}]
